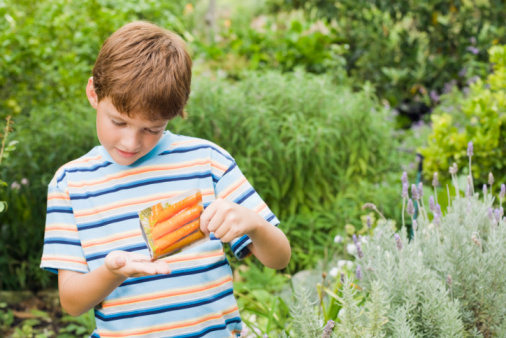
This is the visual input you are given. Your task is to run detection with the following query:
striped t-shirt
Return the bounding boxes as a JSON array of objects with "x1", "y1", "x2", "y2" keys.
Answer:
[{"x1": 40, "y1": 131, "x2": 279, "y2": 337}]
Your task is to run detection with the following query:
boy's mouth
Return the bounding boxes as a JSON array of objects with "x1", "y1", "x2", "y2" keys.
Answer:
[{"x1": 116, "y1": 148, "x2": 138, "y2": 158}]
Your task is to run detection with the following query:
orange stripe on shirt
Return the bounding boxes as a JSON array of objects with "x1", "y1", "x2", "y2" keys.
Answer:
[
  {"x1": 161, "y1": 249, "x2": 223, "y2": 264},
  {"x1": 75, "y1": 189, "x2": 215, "y2": 218},
  {"x1": 103, "y1": 275, "x2": 232, "y2": 308},
  {"x1": 69, "y1": 160, "x2": 210, "y2": 188},
  {"x1": 220, "y1": 177, "x2": 247, "y2": 199},
  {"x1": 82, "y1": 230, "x2": 141, "y2": 249},
  {"x1": 47, "y1": 192, "x2": 70, "y2": 200},
  {"x1": 99, "y1": 304, "x2": 239, "y2": 337},
  {"x1": 41, "y1": 256, "x2": 87, "y2": 265},
  {"x1": 46, "y1": 225, "x2": 78, "y2": 232}
]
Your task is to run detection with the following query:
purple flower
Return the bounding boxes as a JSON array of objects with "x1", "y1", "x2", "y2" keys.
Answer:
[
  {"x1": 433, "y1": 213, "x2": 441, "y2": 226},
  {"x1": 483, "y1": 184, "x2": 488, "y2": 196},
  {"x1": 418, "y1": 182, "x2": 424, "y2": 197},
  {"x1": 411, "y1": 184, "x2": 419, "y2": 200},
  {"x1": 489, "y1": 172, "x2": 494, "y2": 186},
  {"x1": 356, "y1": 265, "x2": 362, "y2": 280},
  {"x1": 447, "y1": 274, "x2": 453, "y2": 286},
  {"x1": 430, "y1": 90, "x2": 440, "y2": 102},
  {"x1": 322, "y1": 320, "x2": 335, "y2": 338},
  {"x1": 366, "y1": 215, "x2": 372, "y2": 229},
  {"x1": 469, "y1": 36, "x2": 477, "y2": 45},
  {"x1": 495, "y1": 209, "x2": 501, "y2": 223},
  {"x1": 488, "y1": 207, "x2": 494, "y2": 221},
  {"x1": 401, "y1": 171, "x2": 408, "y2": 185},
  {"x1": 356, "y1": 242, "x2": 364, "y2": 259},
  {"x1": 412, "y1": 219, "x2": 418, "y2": 231},
  {"x1": 467, "y1": 141, "x2": 473, "y2": 157},
  {"x1": 466, "y1": 46, "x2": 479, "y2": 55},
  {"x1": 443, "y1": 80, "x2": 457, "y2": 94},
  {"x1": 340, "y1": 272, "x2": 345, "y2": 284},
  {"x1": 352, "y1": 234, "x2": 358, "y2": 245},
  {"x1": 432, "y1": 172, "x2": 439, "y2": 187},
  {"x1": 407, "y1": 199, "x2": 415, "y2": 216},
  {"x1": 429, "y1": 196, "x2": 436, "y2": 212},
  {"x1": 394, "y1": 233, "x2": 403, "y2": 251},
  {"x1": 500, "y1": 184, "x2": 505, "y2": 199},
  {"x1": 435, "y1": 204, "x2": 443, "y2": 218},
  {"x1": 402, "y1": 182, "x2": 409, "y2": 198},
  {"x1": 458, "y1": 68, "x2": 467, "y2": 78},
  {"x1": 468, "y1": 76, "x2": 480, "y2": 85}
]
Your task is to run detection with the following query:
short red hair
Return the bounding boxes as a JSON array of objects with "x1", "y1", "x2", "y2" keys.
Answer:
[{"x1": 92, "y1": 21, "x2": 192, "y2": 120}]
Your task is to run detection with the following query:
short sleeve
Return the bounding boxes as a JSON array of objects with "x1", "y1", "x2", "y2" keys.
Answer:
[
  {"x1": 40, "y1": 172, "x2": 89, "y2": 274},
  {"x1": 212, "y1": 149, "x2": 280, "y2": 260}
]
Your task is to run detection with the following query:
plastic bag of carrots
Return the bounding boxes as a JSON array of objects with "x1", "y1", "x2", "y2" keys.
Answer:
[{"x1": 139, "y1": 189, "x2": 207, "y2": 260}]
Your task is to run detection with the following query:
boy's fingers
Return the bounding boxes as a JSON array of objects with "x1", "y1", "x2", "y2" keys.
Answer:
[
  {"x1": 200, "y1": 199, "x2": 220, "y2": 234},
  {"x1": 115, "y1": 256, "x2": 126, "y2": 269}
]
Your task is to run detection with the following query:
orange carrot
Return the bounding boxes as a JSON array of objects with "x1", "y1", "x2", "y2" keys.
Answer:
[
  {"x1": 149, "y1": 203, "x2": 163, "y2": 224},
  {"x1": 155, "y1": 230, "x2": 205, "y2": 257},
  {"x1": 153, "y1": 191, "x2": 202, "y2": 225},
  {"x1": 154, "y1": 219, "x2": 201, "y2": 251},
  {"x1": 151, "y1": 204, "x2": 203, "y2": 240}
]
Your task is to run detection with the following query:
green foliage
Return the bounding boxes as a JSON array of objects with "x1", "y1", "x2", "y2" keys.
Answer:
[
  {"x1": 195, "y1": 9, "x2": 348, "y2": 83},
  {"x1": 235, "y1": 263, "x2": 291, "y2": 337},
  {"x1": 420, "y1": 45, "x2": 506, "y2": 186},
  {"x1": 0, "y1": 116, "x2": 16, "y2": 213},
  {"x1": 172, "y1": 70, "x2": 405, "y2": 271},
  {"x1": 267, "y1": 0, "x2": 506, "y2": 105},
  {"x1": 0, "y1": 0, "x2": 189, "y2": 120},
  {"x1": 59, "y1": 310, "x2": 96, "y2": 338}
]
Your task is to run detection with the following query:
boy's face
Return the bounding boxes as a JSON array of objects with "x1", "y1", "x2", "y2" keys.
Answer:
[{"x1": 86, "y1": 78, "x2": 169, "y2": 166}]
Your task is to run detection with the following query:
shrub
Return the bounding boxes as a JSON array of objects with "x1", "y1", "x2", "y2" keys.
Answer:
[
  {"x1": 0, "y1": 0, "x2": 189, "y2": 120},
  {"x1": 420, "y1": 45, "x2": 506, "y2": 186},
  {"x1": 172, "y1": 70, "x2": 406, "y2": 271},
  {"x1": 287, "y1": 152, "x2": 506, "y2": 337},
  {"x1": 267, "y1": 0, "x2": 506, "y2": 106}
]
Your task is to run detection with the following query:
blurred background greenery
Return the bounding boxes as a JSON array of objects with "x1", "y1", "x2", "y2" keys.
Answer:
[{"x1": 1, "y1": 0, "x2": 505, "y2": 336}]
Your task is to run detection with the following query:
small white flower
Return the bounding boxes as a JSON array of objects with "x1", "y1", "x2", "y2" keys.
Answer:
[
  {"x1": 329, "y1": 267, "x2": 340, "y2": 277},
  {"x1": 334, "y1": 235, "x2": 343, "y2": 244},
  {"x1": 361, "y1": 236, "x2": 368, "y2": 244},
  {"x1": 346, "y1": 261, "x2": 354, "y2": 270},
  {"x1": 337, "y1": 260, "x2": 347, "y2": 268},
  {"x1": 10, "y1": 181, "x2": 21, "y2": 190},
  {"x1": 347, "y1": 243, "x2": 357, "y2": 255},
  {"x1": 20, "y1": 178, "x2": 29, "y2": 185}
]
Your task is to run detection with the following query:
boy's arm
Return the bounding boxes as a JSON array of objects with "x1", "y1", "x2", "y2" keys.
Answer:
[
  {"x1": 58, "y1": 251, "x2": 171, "y2": 316},
  {"x1": 200, "y1": 198, "x2": 291, "y2": 270}
]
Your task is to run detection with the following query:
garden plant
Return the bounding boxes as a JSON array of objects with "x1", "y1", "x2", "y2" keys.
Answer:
[{"x1": 1, "y1": 0, "x2": 506, "y2": 336}]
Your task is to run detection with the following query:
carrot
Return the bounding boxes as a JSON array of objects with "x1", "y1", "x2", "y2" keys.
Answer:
[
  {"x1": 155, "y1": 230, "x2": 205, "y2": 257},
  {"x1": 151, "y1": 204, "x2": 204, "y2": 240},
  {"x1": 149, "y1": 203, "x2": 163, "y2": 224},
  {"x1": 154, "y1": 219, "x2": 201, "y2": 251},
  {"x1": 153, "y1": 191, "x2": 202, "y2": 225}
]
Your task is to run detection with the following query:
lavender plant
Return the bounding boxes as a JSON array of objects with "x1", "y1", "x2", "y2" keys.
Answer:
[{"x1": 358, "y1": 148, "x2": 506, "y2": 337}]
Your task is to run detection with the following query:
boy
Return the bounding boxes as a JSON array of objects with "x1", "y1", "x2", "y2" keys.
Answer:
[{"x1": 40, "y1": 21, "x2": 290, "y2": 337}]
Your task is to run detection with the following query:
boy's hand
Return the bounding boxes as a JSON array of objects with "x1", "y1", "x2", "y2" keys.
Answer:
[
  {"x1": 200, "y1": 198, "x2": 263, "y2": 243},
  {"x1": 105, "y1": 251, "x2": 171, "y2": 277}
]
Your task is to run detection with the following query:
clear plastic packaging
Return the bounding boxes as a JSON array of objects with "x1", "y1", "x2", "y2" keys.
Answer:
[{"x1": 139, "y1": 189, "x2": 207, "y2": 260}]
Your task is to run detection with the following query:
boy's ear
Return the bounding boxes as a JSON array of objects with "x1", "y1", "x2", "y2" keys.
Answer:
[{"x1": 86, "y1": 77, "x2": 98, "y2": 109}]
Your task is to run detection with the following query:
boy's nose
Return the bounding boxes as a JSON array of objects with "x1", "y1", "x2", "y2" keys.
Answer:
[{"x1": 120, "y1": 128, "x2": 141, "y2": 151}]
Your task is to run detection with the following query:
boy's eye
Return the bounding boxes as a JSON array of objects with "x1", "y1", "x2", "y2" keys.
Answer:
[
  {"x1": 112, "y1": 120, "x2": 126, "y2": 126},
  {"x1": 146, "y1": 128, "x2": 162, "y2": 135}
]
